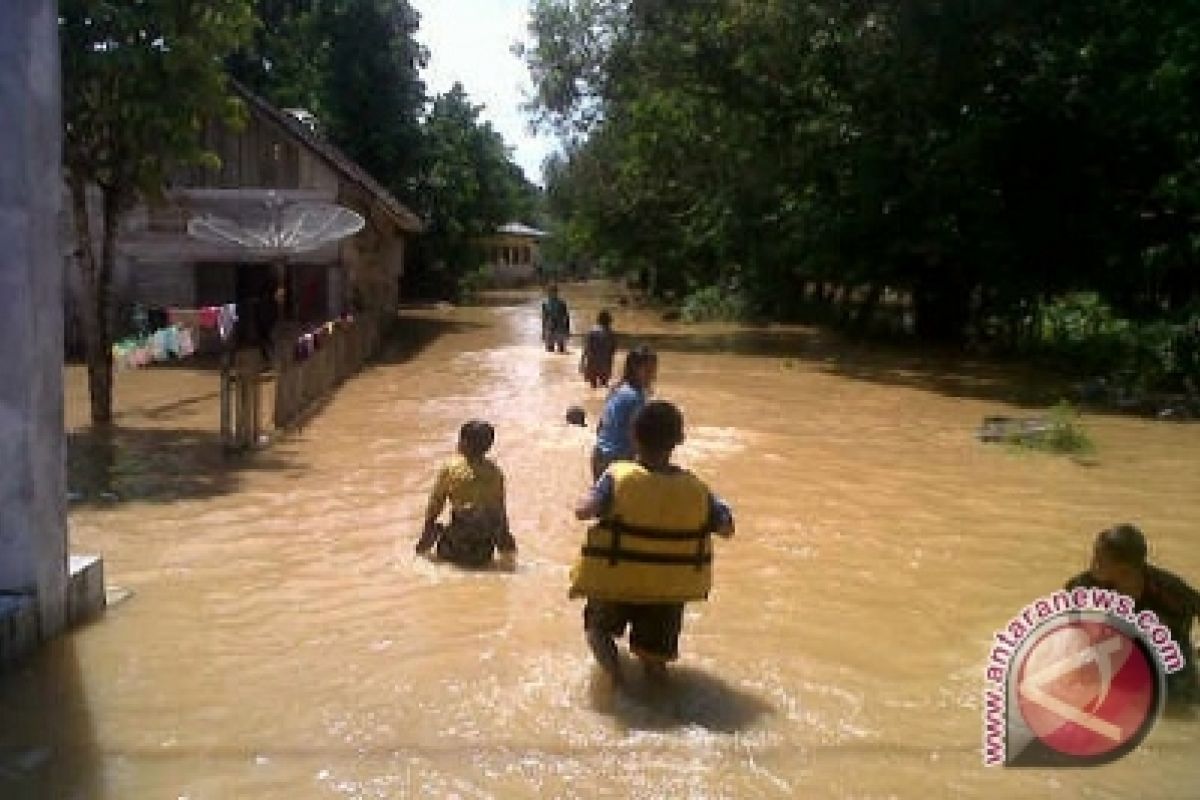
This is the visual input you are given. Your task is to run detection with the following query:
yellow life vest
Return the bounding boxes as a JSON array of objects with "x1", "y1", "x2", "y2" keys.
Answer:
[{"x1": 569, "y1": 461, "x2": 714, "y2": 603}]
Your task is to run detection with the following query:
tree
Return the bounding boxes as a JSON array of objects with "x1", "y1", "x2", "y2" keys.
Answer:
[
  {"x1": 226, "y1": 0, "x2": 327, "y2": 115},
  {"x1": 230, "y1": 1, "x2": 539, "y2": 299},
  {"x1": 411, "y1": 84, "x2": 544, "y2": 297},
  {"x1": 230, "y1": 0, "x2": 428, "y2": 205},
  {"x1": 61, "y1": 1, "x2": 254, "y2": 425},
  {"x1": 524, "y1": 0, "x2": 1200, "y2": 340},
  {"x1": 320, "y1": 0, "x2": 427, "y2": 204}
]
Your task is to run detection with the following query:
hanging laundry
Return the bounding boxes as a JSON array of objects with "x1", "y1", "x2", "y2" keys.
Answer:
[
  {"x1": 177, "y1": 326, "x2": 195, "y2": 358},
  {"x1": 169, "y1": 308, "x2": 201, "y2": 330},
  {"x1": 199, "y1": 306, "x2": 219, "y2": 330},
  {"x1": 111, "y1": 323, "x2": 200, "y2": 371},
  {"x1": 165, "y1": 326, "x2": 182, "y2": 358},
  {"x1": 148, "y1": 330, "x2": 167, "y2": 361},
  {"x1": 217, "y1": 304, "x2": 238, "y2": 342}
]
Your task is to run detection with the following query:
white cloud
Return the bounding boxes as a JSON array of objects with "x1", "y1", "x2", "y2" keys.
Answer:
[{"x1": 411, "y1": 0, "x2": 559, "y2": 185}]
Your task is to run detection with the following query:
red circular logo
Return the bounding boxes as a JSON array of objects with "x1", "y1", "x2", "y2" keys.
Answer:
[{"x1": 1015, "y1": 619, "x2": 1156, "y2": 758}]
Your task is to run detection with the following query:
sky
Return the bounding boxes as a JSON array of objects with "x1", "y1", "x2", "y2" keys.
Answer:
[{"x1": 410, "y1": 0, "x2": 559, "y2": 186}]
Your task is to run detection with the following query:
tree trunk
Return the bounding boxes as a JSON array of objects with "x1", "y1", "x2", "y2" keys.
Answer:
[
  {"x1": 913, "y1": 280, "x2": 972, "y2": 343},
  {"x1": 854, "y1": 284, "x2": 883, "y2": 332},
  {"x1": 70, "y1": 178, "x2": 116, "y2": 426}
]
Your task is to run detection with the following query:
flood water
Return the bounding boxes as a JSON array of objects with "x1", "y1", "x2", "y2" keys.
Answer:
[{"x1": 3, "y1": 282, "x2": 1199, "y2": 798}]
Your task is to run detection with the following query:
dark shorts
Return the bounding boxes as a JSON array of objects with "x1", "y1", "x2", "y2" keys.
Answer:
[
  {"x1": 435, "y1": 535, "x2": 492, "y2": 567},
  {"x1": 584, "y1": 600, "x2": 685, "y2": 662},
  {"x1": 433, "y1": 516, "x2": 498, "y2": 568}
]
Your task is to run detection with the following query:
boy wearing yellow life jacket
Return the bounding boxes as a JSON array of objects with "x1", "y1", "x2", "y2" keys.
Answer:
[{"x1": 572, "y1": 401, "x2": 734, "y2": 684}]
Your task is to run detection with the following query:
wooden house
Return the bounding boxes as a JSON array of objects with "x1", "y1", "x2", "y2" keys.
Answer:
[{"x1": 65, "y1": 80, "x2": 423, "y2": 353}]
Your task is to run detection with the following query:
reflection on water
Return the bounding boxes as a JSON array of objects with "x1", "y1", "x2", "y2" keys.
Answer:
[
  {"x1": 586, "y1": 660, "x2": 773, "y2": 735},
  {"x1": 0, "y1": 639, "x2": 102, "y2": 800},
  {"x1": 1, "y1": 281, "x2": 1197, "y2": 797}
]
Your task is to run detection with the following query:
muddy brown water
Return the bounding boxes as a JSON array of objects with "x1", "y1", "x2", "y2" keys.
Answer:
[{"x1": 3, "y1": 282, "x2": 1198, "y2": 798}]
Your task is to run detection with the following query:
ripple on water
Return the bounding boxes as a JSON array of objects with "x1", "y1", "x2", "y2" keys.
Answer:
[{"x1": 33, "y1": 289, "x2": 1200, "y2": 799}]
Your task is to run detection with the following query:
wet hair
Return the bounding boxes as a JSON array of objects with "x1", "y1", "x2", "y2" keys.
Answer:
[
  {"x1": 597, "y1": 310, "x2": 613, "y2": 328},
  {"x1": 458, "y1": 420, "x2": 495, "y2": 458},
  {"x1": 621, "y1": 345, "x2": 658, "y2": 389},
  {"x1": 633, "y1": 400, "x2": 684, "y2": 454},
  {"x1": 1095, "y1": 523, "x2": 1147, "y2": 566},
  {"x1": 566, "y1": 406, "x2": 586, "y2": 426}
]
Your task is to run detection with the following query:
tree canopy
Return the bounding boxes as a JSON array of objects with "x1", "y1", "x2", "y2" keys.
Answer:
[
  {"x1": 524, "y1": 0, "x2": 1200, "y2": 344},
  {"x1": 409, "y1": 84, "x2": 543, "y2": 297},
  {"x1": 231, "y1": 0, "x2": 541, "y2": 294},
  {"x1": 229, "y1": 0, "x2": 427, "y2": 205},
  {"x1": 62, "y1": 0, "x2": 254, "y2": 424}
]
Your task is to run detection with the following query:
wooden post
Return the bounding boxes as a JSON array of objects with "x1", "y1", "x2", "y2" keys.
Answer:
[
  {"x1": 220, "y1": 350, "x2": 234, "y2": 449},
  {"x1": 250, "y1": 369, "x2": 261, "y2": 446}
]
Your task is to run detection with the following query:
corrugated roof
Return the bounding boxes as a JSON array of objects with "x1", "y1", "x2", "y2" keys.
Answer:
[
  {"x1": 497, "y1": 221, "x2": 549, "y2": 238},
  {"x1": 229, "y1": 79, "x2": 425, "y2": 234}
]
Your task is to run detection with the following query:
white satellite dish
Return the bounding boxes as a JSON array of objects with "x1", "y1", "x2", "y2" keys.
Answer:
[{"x1": 187, "y1": 192, "x2": 365, "y2": 256}]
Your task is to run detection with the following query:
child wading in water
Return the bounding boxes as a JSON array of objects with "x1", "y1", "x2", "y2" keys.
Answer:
[
  {"x1": 572, "y1": 401, "x2": 734, "y2": 685},
  {"x1": 592, "y1": 345, "x2": 657, "y2": 481},
  {"x1": 416, "y1": 421, "x2": 517, "y2": 569},
  {"x1": 580, "y1": 310, "x2": 617, "y2": 388}
]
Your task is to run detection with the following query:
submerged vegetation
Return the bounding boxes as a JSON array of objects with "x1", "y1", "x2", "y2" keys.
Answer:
[
  {"x1": 1030, "y1": 402, "x2": 1096, "y2": 456},
  {"x1": 982, "y1": 401, "x2": 1096, "y2": 456}
]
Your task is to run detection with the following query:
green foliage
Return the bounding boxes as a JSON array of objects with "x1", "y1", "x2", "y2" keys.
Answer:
[
  {"x1": 524, "y1": 0, "x2": 1200, "y2": 345},
  {"x1": 234, "y1": 2, "x2": 542, "y2": 298},
  {"x1": 456, "y1": 266, "x2": 492, "y2": 304},
  {"x1": 230, "y1": 0, "x2": 427, "y2": 205},
  {"x1": 321, "y1": 0, "x2": 426, "y2": 203},
  {"x1": 1039, "y1": 293, "x2": 1134, "y2": 376},
  {"x1": 411, "y1": 84, "x2": 544, "y2": 297},
  {"x1": 62, "y1": 0, "x2": 255, "y2": 423},
  {"x1": 1039, "y1": 294, "x2": 1200, "y2": 393},
  {"x1": 1020, "y1": 402, "x2": 1096, "y2": 456},
  {"x1": 226, "y1": 0, "x2": 327, "y2": 114},
  {"x1": 679, "y1": 285, "x2": 752, "y2": 323},
  {"x1": 63, "y1": 0, "x2": 255, "y2": 210}
]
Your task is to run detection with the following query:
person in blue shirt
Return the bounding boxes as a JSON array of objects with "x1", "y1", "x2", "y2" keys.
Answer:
[{"x1": 592, "y1": 345, "x2": 658, "y2": 481}]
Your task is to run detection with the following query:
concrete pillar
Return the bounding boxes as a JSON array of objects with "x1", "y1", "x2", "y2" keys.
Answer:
[{"x1": 0, "y1": 1, "x2": 68, "y2": 636}]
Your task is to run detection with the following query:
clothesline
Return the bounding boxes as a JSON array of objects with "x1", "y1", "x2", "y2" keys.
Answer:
[
  {"x1": 116, "y1": 306, "x2": 358, "y2": 370},
  {"x1": 166, "y1": 304, "x2": 239, "y2": 342},
  {"x1": 293, "y1": 313, "x2": 356, "y2": 362},
  {"x1": 112, "y1": 324, "x2": 197, "y2": 371}
]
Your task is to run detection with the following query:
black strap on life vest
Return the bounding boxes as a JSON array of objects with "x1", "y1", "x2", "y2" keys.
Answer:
[{"x1": 587, "y1": 518, "x2": 711, "y2": 570}]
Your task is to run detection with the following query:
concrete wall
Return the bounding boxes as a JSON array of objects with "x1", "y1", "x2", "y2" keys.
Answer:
[{"x1": 0, "y1": 0, "x2": 69, "y2": 635}]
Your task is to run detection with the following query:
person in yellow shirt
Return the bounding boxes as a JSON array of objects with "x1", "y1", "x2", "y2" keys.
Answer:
[{"x1": 416, "y1": 421, "x2": 517, "y2": 569}]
